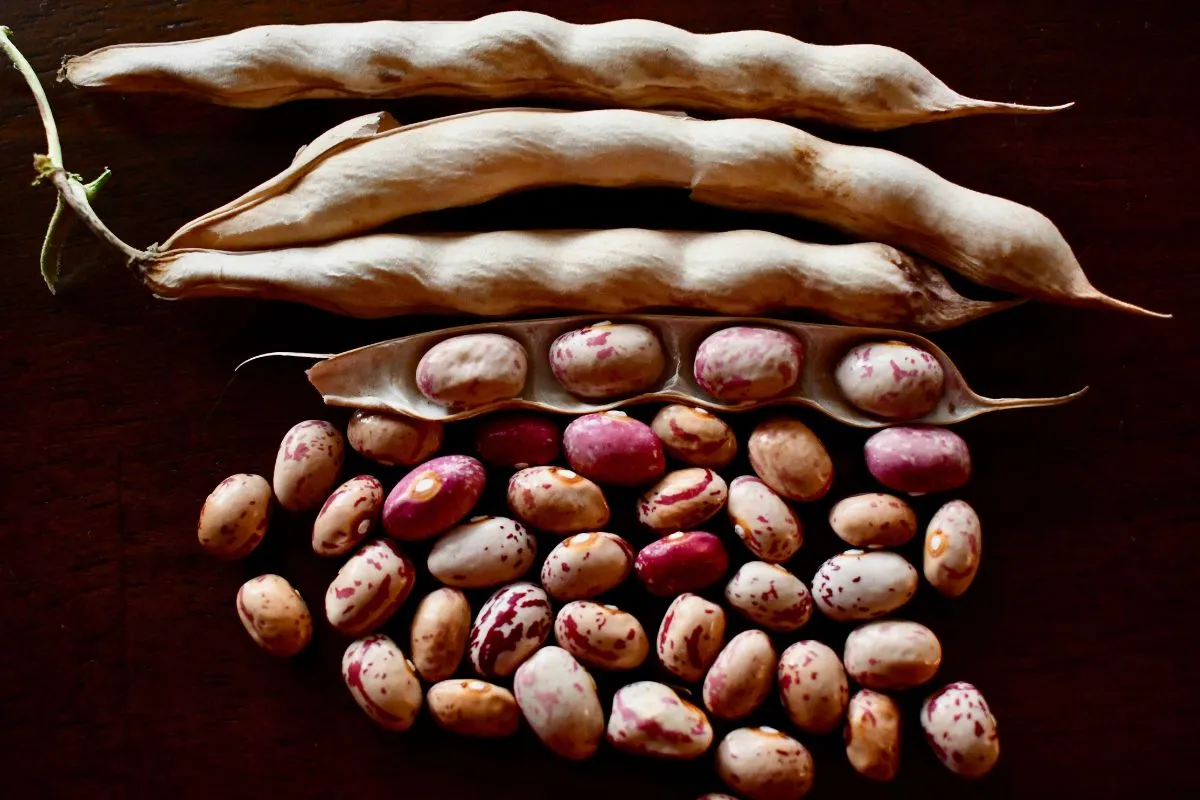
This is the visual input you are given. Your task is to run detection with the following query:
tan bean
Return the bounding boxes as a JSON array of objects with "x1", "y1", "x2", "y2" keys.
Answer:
[
  {"x1": 554, "y1": 601, "x2": 648, "y2": 671},
  {"x1": 845, "y1": 690, "x2": 901, "y2": 782},
  {"x1": 427, "y1": 679, "x2": 521, "y2": 738},
  {"x1": 514, "y1": 646, "x2": 604, "y2": 760},
  {"x1": 924, "y1": 500, "x2": 982, "y2": 597},
  {"x1": 409, "y1": 587, "x2": 471, "y2": 682},
  {"x1": 921, "y1": 682, "x2": 1000, "y2": 779},
  {"x1": 324, "y1": 539, "x2": 416, "y2": 636},
  {"x1": 724, "y1": 562, "x2": 813, "y2": 633},
  {"x1": 197, "y1": 473, "x2": 271, "y2": 559},
  {"x1": 656, "y1": 593, "x2": 725, "y2": 683},
  {"x1": 607, "y1": 681, "x2": 713, "y2": 759},
  {"x1": 727, "y1": 476, "x2": 803, "y2": 562},
  {"x1": 347, "y1": 409, "x2": 442, "y2": 466},
  {"x1": 312, "y1": 475, "x2": 382, "y2": 556},
  {"x1": 638, "y1": 468, "x2": 728, "y2": 534},
  {"x1": 703, "y1": 630, "x2": 777, "y2": 721},
  {"x1": 427, "y1": 516, "x2": 536, "y2": 589},
  {"x1": 341, "y1": 634, "x2": 423, "y2": 732},
  {"x1": 272, "y1": 420, "x2": 344, "y2": 511},
  {"x1": 540, "y1": 532, "x2": 634, "y2": 601},
  {"x1": 716, "y1": 727, "x2": 815, "y2": 800},
  {"x1": 843, "y1": 620, "x2": 942, "y2": 690},
  {"x1": 507, "y1": 466, "x2": 610, "y2": 534},
  {"x1": 747, "y1": 417, "x2": 833, "y2": 502},
  {"x1": 651, "y1": 405, "x2": 737, "y2": 468},
  {"x1": 236, "y1": 574, "x2": 312, "y2": 657},
  {"x1": 828, "y1": 493, "x2": 917, "y2": 549},
  {"x1": 778, "y1": 640, "x2": 849, "y2": 734}
]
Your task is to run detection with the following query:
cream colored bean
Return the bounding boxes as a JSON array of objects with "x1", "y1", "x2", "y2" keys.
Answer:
[
  {"x1": 514, "y1": 646, "x2": 604, "y2": 760},
  {"x1": 748, "y1": 417, "x2": 833, "y2": 502},
  {"x1": 828, "y1": 493, "x2": 917, "y2": 548},
  {"x1": 716, "y1": 727, "x2": 815, "y2": 800},
  {"x1": 921, "y1": 682, "x2": 1000, "y2": 779},
  {"x1": 409, "y1": 587, "x2": 471, "y2": 682},
  {"x1": 694, "y1": 326, "x2": 804, "y2": 402},
  {"x1": 272, "y1": 420, "x2": 344, "y2": 511},
  {"x1": 550, "y1": 322, "x2": 666, "y2": 399},
  {"x1": 324, "y1": 539, "x2": 416, "y2": 636},
  {"x1": 198, "y1": 473, "x2": 271, "y2": 559},
  {"x1": 416, "y1": 333, "x2": 528, "y2": 408},
  {"x1": 341, "y1": 634, "x2": 423, "y2": 732},
  {"x1": 554, "y1": 601, "x2": 648, "y2": 671},
  {"x1": 651, "y1": 405, "x2": 737, "y2": 468},
  {"x1": 924, "y1": 500, "x2": 982, "y2": 597},
  {"x1": 468, "y1": 582, "x2": 552, "y2": 678},
  {"x1": 427, "y1": 679, "x2": 521, "y2": 738},
  {"x1": 844, "y1": 620, "x2": 942, "y2": 690},
  {"x1": 703, "y1": 630, "x2": 777, "y2": 721},
  {"x1": 312, "y1": 474, "x2": 383, "y2": 556},
  {"x1": 427, "y1": 515, "x2": 537, "y2": 589},
  {"x1": 727, "y1": 476, "x2": 802, "y2": 562},
  {"x1": 724, "y1": 562, "x2": 813, "y2": 632},
  {"x1": 845, "y1": 690, "x2": 901, "y2": 782},
  {"x1": 778, "y1": 640, "x2": 849, "y2": 734},
  {"x1": 835, "y1": 341, "x2": 945, "y2": 419},
  {"x1": 812, "y1": 550, "x2": 918, "y2": 622},
  {"x1": 607, "y1": 681, "x2": 713, "y2": 759},
  {"x1": 507, "y1": 466, "x2": 611, "y2": 534},
  {"x1": 638, "y1": 468, "x2": 728, "y2": 534},
  {"x1": 347, "y1": 409, "x2": 442, "y2": 466},
  {"x1": 656, "y1": 593, "x2": 725, "y2": 683},
  {"x1": 540, "y1": 531, "x2": 634, "y2": 600},
  {"x1": 236, "y1": 574, "x2": 312, "y2": 657}
]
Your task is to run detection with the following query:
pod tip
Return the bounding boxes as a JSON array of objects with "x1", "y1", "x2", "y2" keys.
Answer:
[{"x1": 1088, "y1": 292, "x2": 1172, "y2": 318}]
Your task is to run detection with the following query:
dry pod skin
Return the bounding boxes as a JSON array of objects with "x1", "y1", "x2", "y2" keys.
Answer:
[
  {"x1": 427, "y1": 516, "x2": 537, "y2": 589},
  {"x1": 562, "y1": 412, "x2": 666, "y2": 486},
  {"x1": 607, "y1": 681, "x2": 713, "y2": 759},
  {"x1": 925, "y1": 500, "x2": 982, "y2": 597},
  {"x1": 540, "y1": 532, "x2": 634, "y2": 600},
  {"x1": 812, "y1": 550, "x2": 918, "y2": 622},
  {"x1": 727, "y1": 476, "x2": 803, "y2": 562},
  {"x1": 843, "y1": 620, "x2": 942, "y2": 690},
  {"x1": 748, "y1": 417, "x2": 834, "y2": 502},
  {"x1": 312, "y1": 475, "x2": 383, "y2": 556},
  {"x1": 651, "y1": 405, "x2": 737, "y2": 468},
  {"x1": 638, "y1": 468, "x2": 728, "y2": 534},
  {"x1": 921, "y1": 682, "x2": 1000, "y2": 779},
  {"x1": 427, "y1": 679, "x2": 521, "y2": 738},
  {"x1": 835, "y1": 341, "x2": 945, "y2": 419},
  {"x1": 415, "y1": 333, "x2": 528, "y2": 409},
  {"x1": 468, "y1": 582, "x2": 552, "y2": 678},
  {"x1": 778, "y1": 640, "x2": 850, "y2": 734},
  {"x1": 725, "y1": 561, "x2": 813, "y2": 632},
  {"x1": 409, "y1": 587, "x2": 472, "y2": 682},
  {"x1": 347, "y1": 409, "x2": 442, "y2": 466},
  {"x1": 555, "y1": 601, "x2": 649, "y2": 671},
  {"x1": 845, "y1": 690, "x2": 901, "y2": 782},
  {"x1": 828, "y1": 493, "x2": 918, "y2": 549},
  {"x1": 635, "y1": 531, "x2": 730, "y2": 596},
  {"x1": 703, "y1": 630, "x2": 777, "y2": 721},
  {"x1": 236, "y1": 574, "x2": 312, "y2": 657},
  {"x1": 382, "y1": 455, "x2": 486, "y2": 541},
  {"x1": 513, "y1": 646, "x2": 604, "y2": 760},
  {"x1": 716, "y1": 727, "x2": 815, "y2": 800},
  {"x1": 474, "y1": 413, "x2": 560, "y2": 468},
  {"x1": 325, "y1": 538, "x2": 416, "y2": 636},
  {"x1": 694, "y1": 327, "x2": 804, "y2": 402},
  {"x1": 272, "y1": 420, "x2": 344, "y2": 511},
  {"x1": 865, "y1": 426, "x2": 971, "y2": 495},
  {"x1": 550, "y1": 322, "x2": 666, "y2": 399},
  {"x1": 507, "y1": 466, "x2": 610, "y2": 534},
  {"x1": 197, "y1": 473, "x2": 272, "y2": 559},
  {"x1": 657, "y1": 593, "x2": 726, "y2": 683},
  {"x1": 341, "y1": 634, "x2": 423, "y2": 732}
]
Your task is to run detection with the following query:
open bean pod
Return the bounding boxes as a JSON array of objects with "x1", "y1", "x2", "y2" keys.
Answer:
[{"x1": 306, "y1": 315, "x2": 1084, "y2": 429}]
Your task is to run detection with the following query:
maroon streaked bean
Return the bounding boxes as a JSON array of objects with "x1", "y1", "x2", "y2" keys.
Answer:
[
  {"x1": 635, "y1": 531, "x2": 729, "y2": 596},
  {"x1": 507, "y1": 466, "x2": 610, "y2": 534},
  {"x1": 638, "y1": 468, "x2": 728, "y2": 534},
  {"x1": 324, "y1": 538, "x2": 416, "y2": 636},
  {"x1": 468, "y1": 582, "x2": 552, "y2": 678},
  {"x1": 747, "y1": 416, "x2": 833, "y2": 502},
  {"x1": 382, "y1": 455, "x2": 486, "y2": 541},
  {"x1": 703, "y1": 630, "x2": 777, "y2": 721},
  {"x1": 812, "y1": 550, "x2": 918, "y2": 622},
  {"x1": 778, "y1": 640, "x2": 850, "y2": 735},
  {"x1": 924, "y1": 500, "x2": 982, "y2": 597},
  {"x1": 416, "y1": 333, "x2": 528, "y2": 408},
  {"x1": 198, "y1": 473, "x2": 271, "y2": 559},
  {"x1": 312, "y1": 474, "x2": 383, "y2": 556},
  {"x1": 864, "y1": 426, "x2": 971, "y2": 495},
  {"x1": 409, "y1": 587, "x2": 471, "y2": 682},
  {"x1": 236, "y1": 574, "x2": 312, "y2": 657},
  {"x1": 657, "y1": 593, "x2": 726, "y2": 683},
  {"x1": 554, "y1": 601, "x2": 648, "y2": 671},
  {"x1": 341, "y1": 634, "x2": 423, "y2": 732},
  {"x1": 474, "y1": 412, "x2": 560, "y2": 468},
  {"x1": 427, "y1": 515, "x2": 536, "y2": 589},
  {"x1": 540, "y1": 532, "x2": 634, "y2": 600},
  {"x1": 427, "y1": 679, "x2": 521, "y2": 738},
  {"x1": 514, "y1": 646, "x2": 604, "y2": 760},
  {"x1": 550, "y1": 322, "x2": 666, "y2": 399},
  {"x1": 724, "y1": 561, "x2": 813, "y2": 633},
  {"x1": 921, "y1": 682, "x2": 1000, "y2": 779},
  {"x1": 845, "y1": 690, "x2": 901, "y2": 782},
  {"x1": 563, "y1": 411, "x2": 665, "y2": 486},
  {"x1": 828, "y1": 492, "x2": 917, "y2": 549},
  {"x1": 347, "y1": 409, "x2": 443, "y2": 466},
  {"x1": 835, "y1": 341, "x2": 944, "y2": 419},
  {"x1": 843, "y1": 620, "x2": 942, "y2": 690},
  {"x1": 272, "y1": 420, "x2": 344, "y2": 511},
  {"x1": 715, "y1": 727, "x2": 815, "y2": 800},
  {"x1": 651, "y1": 404, "x2": 737, "y2": 468},
  {"x1": 726, "y1": 476, "x2": 802, "y2": 562},
  {"x1": 694, "y1": 326, "x2": 804, "y2": 402},
  {"x1": 607, "y1": 681, "x2": 713, "y2": 759}
]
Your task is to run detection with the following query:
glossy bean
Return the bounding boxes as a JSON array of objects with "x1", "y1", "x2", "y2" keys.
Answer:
[
  {"x1": 563, "y1": 411, "x2": 666, "y2": 486},
  {"x1": 347, "y1": 409, "x2": 442, "y2": 466},
  {"x1": 694, "y1": 327, "x2": 804, "y2": 402},
  {"x1": 835, "y1": 341, "x2": 944, "y2": 419},
  {"x1": 341, "y1": 634, "x2": 423, "y2": 732},
  {"x1": 198, "y1": 473, "x2": 272, "y2": 559},
  {"x1": 924, "y1": 500, "x2": 982, "y2": 597},
  {"x1": 427, "y1": 679, "x2": 521, "y2": 738},
  {"x1": 312, "y1": 474, "x2": 383, "y2": 556},
  {"x1": 716, "y1": 727, "x2": 815, "y2": 800},
  {"x1": 416, "y1": 333, "x2": 528, "y2": 408},
  {"x1": 778, "y1": 640, "x2": 849, "y2": 734},
  {"x1": 474, "y1": 412, "x2": 560, "y2": 468},
  {"x1": 703, "y1": 630, "x2": 777, "y2": 721},
  {"x1": 607, "y1": 681, "x2": 713, "y2": 758},
  {"x1": 550, "y1": 322, "x2": 666, "y2": 399},
  {"x1": 382, "y1": 455, "x2": 486, "y2": 540},
  {"x1": 864, "y1": 426, "x2": 971, "y2": 495},
  {"x1": 812, "y1": 550, "x2": 918, "y2": 622},
  {"x1": 727, "y1": 476, "x2": 802, "y2": 562},
  {"x1": 272, "y1": 420, "x2": 344, "y2": 511},
  {"x1": 724, "y1": 562, "x2": 813, "y2": 632},
  {"x1": 651, "y1": 405, "x2": 737, "y2": 468},
  {"x1": 638, "y1": 468, "x2": 728, "y2": 534},
  {"x1": 236, "y1": 574, "x2": 312, "y2": 657},
  {"x1": 514, "y1": 646, "x2": 604, "y2": 760},
  {"x1": 554, "y1": 601, "x2": 649, "y2": 670},
  {"x1": 921, "y1": 682, "x2": 1000, "y2": 779},
  {"x1": 635, "y1": 531, "x2": 729, "y2": 596},
  {"x1": 747, "y1": 417, "x2": 833, "y2": 502},
  {"x1": 845, "y1": 690, "x2": 901, "y2": 781},
  {"x1": 409, "y1": 587, "x2": 472, "y2": 682},
  {"x1": 828, "y1": 492, "x2": 917, "y2": 549},
  {"x1": 507, "y1": 466, "x2": 610, "y2": 534},
  {"x1": 468, "y1": 582, "x2": 552, "y2": 678},
  {"x1": 325, "y1": 539, "x2": 416, "y2": 636},
  {"x1": 427, "y1": 516, "x2": 536, "y2": 588},
  {"x1": 843, "y1": 620, "x2": 942, "y2": 690},
  {"x1": 657, "y1": 593, "x2": 726, "y2": 683},
  {"x1": 540, "y1": 532, "x2": 635, "y2": 600}
]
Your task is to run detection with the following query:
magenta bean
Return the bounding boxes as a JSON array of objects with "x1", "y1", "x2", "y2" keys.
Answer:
[
  {"x1": 635, "y1": 531, "x2": 729, "y2": 596},
  {"x1": 864, "y1": 426, "x2": 971, "y2": 495},
  {"x1": 835, "y1": 341, "x2": 945, "y2": 419},
  {"x1": 312, "y1": 475, "x2": 383, "y2": 556},
  {"x1": 415, "y1": 333, "x2": 528, "y2": 408},
  {"x1": 563, "y1": 411, "x2": 665, "y2": 486},
  {"x1": 347, "y1": 409, "x2": 443, "y2": 466},
  {"x1": 550, "y1": 322, "x2": 666, "y2": 399},
  {"x1": 474, "y1": 412, "x2": 560, "y2": 468},
  {"x1": 694, "y1": 326, "x2": 804, "y2": 402},
  {"x1": 638, "y1": 468, "x2": 728, "y2": 534},
  {"x1": 382, "y1": 455, "x2": 486, "y2": 540}
]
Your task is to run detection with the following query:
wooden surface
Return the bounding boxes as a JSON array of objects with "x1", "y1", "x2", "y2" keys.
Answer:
[{"x1": 1, "y1": 1, "x2": 1196, "y2": 797}]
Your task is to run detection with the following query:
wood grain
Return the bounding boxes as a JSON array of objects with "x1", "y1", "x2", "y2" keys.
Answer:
[{"x1": 0, "y1": 1, "x2": 1196, "y2": 797}]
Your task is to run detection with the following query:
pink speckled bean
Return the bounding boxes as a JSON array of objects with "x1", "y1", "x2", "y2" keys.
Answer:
[
  {"x1": 324, "y1": 538, "x2": 417, "y2": 636},
  {"x1": 550, "y1": 322, "x2": 666, "y2": 399},
  {"x1": 651, "y1": 405, "x2": 738, "y2": 468},
  {"x1": 272, "y1": 420, "x2": 344, "y2": 511},
  {"x1": 724, "y1": 562, "x2": 813, "y2": 633},
  {"x1": 409, "y1": 587, "x2": 472, "y2": 682},
  {"x1": 635, "y1": 531, "x2": 729, "y2": 596},
  {"x1": 747, "y1": 417, "x2": 833, "y2": 502},
  {"x1": 864, "y1": 426, "x2": 971, "y2": 495},
  {"x1": 703, "y1": 630, "x2": 777, "y2": 721},
  {"x1": 198, "y1": 473, "x2": 272, "y2": 559},
  {"x1": 383, "y1": 455, "x2": 486, "y2": 541},
  {"x1": 607, "y1": 681, "x2": 713, "y2": 759},
  {"x1": 507, "y1": 466, "x2": 610, "y2": 534},
  {"x1": 716, "y1": 727, "x2": 815, "y2": 800},
  {"x1": 563, "y1": 411, "x2": 666, "y2": 486},
  {"x1": 638, "y1": 468, "x2": 728, "y2": 534},
  {"x1": 555, "y1": 601, "x2": 648, "y2": 670},
  {"x1": 427, "y1": 516, "x2": 537, "y2": 588},
  {"x1": 427, "y1": 679, "x2": 521, "y2": 738},
  {"x1": 843, "y1": 620, "x2": 942, "y2": 690},
  {"x1": 540, "y1": 532, "x2": 635, "y2": 600},
  {"x1": 694, "y1": 327, "x2": 804, "y2": 402},
  {"x1": 341, "y1": 634, "x2": 423, "y2": 732},
  {"x1": 416, "y1": 333, "x2": 528, "y2": 408},
  {"x1": 924, "y1": 500, "x2": 982, "y2": 597},
  {"x1": 778, "y1": 640, "x2": 850, "y2": 735},
  {"x1": 514, "y1": 646, "x2": 604, "y2": 760},
  {"x1": 657, "y1": 593, "x2": 726, "y2": 683},
  {"x1": 347, "y1": 409, "x2": 443, "y2": 466},
  {"x1": 835, "y1": 341, "x2": 945, "y2": 419},
  {"x1": 828, "y1": 492, "x2": 918, "y2": 549},
  {"x1": 921, "y1": 682, "x2": 1000, "y2": 779},
  {"x1": 236, "y1": 574, "x2": 312, "y2": 657},
  {"x1": 812, "y1": 550, "x2": 918, "y2": 622},
  {"x1": 312, "y1": 475, "x2": 383, "y2": 556},
  {"x1": 474, "y1": 412, "x2": 560, "y2": 468},
  {"x1": 727, "y1": 476, "x2": 803, "y2": 562},
  {"x1": 845, "y1": 690, "x2": 901, "y2": 782},
  {"x1": 468, "y1": 582, "x2": 552, "y2": 678}
]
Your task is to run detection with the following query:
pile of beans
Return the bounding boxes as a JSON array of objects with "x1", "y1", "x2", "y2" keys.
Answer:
[{"x1": 203, "y1": 403, "x2": 993, "y2": 799}]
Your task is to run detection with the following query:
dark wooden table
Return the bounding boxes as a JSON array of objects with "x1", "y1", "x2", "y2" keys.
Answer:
[{"x1": 1, "y1": 1, "x2": 1196, "y2": 797}]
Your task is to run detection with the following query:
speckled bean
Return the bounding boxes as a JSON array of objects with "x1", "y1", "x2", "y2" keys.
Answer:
[
  {"x1": 474, "y1": 412, "x2": 560, "y2": 468},
  {"x1": 657, "y1": 593, "x2": 726, "y2": 683},
  {"x1": 198, "y1": 473, "x2": 272, "y2": 559},
  {"x1": 727, "y1": 476, "x2": 803, "y2": 562},
  {"x1": 341, "y1": 634, "x2": 423, "y2": 732},
  {"x1": 312, "y1": 475, "x2": 383, "y2": 556},
  {"x1": 427, "y1": 679, "x2": 521, "y2": 738},
  {"x1": 703, "y1": 630, "x2": 777, "y2": 721},
  {"x1": 468, "y1": 582, "x2": 552, "y2": 678},
  {"x1": 651, "y1": 405, "x2": 738, "y2": 468},
  {"x1": 844, "y1": 620, "x2": 942, "y2": 690},
  {"x1": 427, "y1": 516, "x2": 537, "y2": 588},
  {"x1": 563, "y1": 411, "x2": 666, "y2": 486},
  {"x1": 812, "y1": 550, "x2": 918, "y2": 622},
  {"x1": 921, "y1": 682, "x2": 1000, "y2": 779},
  {"x1": 716, "y1": 727, "x2": 815, "y2": 800},
  {"x1": 540, "y1": 532, "x2": 635, "y2": 600},
  {"x1": 416, "y1": 333, "x2": 528, "y2": 408},
  {"x1": 694, "y1": 327, "x2": 804, "y2": 402},
  {"x1": 550, "y1": 322, "x2": 666, "y2": 399},
  {"x1": 864, "y1": 426, "x2": 971, "y2": 495},
  {"x1": 236, "y1": 574, "x2": 312, "y2": 657},
  {"x1": 747, "y1": 417, "x2": 833, "y2": 502},
  {"x1": 383, "y1": 455, "x2": 486, "y2": 541},
  {"x1": 828, "y1": 493, "x2": 917, "y2": 549},
  {"x1": 514, "y1": 646, "x2": 604, "y2": 760},
  {"x1": 845, "y1": 690, "x2": 901, "y2": 782},
  {"x1": 724, "y1": 562, "x2": 813, "y2": 632},
  {"x1": 636, "y1": 531, "x2": 729, "y2": 596},
  {"x1": 778, "y1": 640, "x2": 850, "y2": 734},
  {"x1": 555, "y1": 601, "x2": 649, "y2": 670},
  {"x1": 325, "y1": 539, "x2": 416, "y2": 636},
  {"x1": 638, "y1": 468, "x2": 728, "y2": 534},
  {"x1": 924, "y1": 500, "x2": 982, "y2": 597},
  {"x1": 607, "y1": 681, "x2": 713, "y2": 759},
  {"x1": 835, "y1": 341, "x2": 944, "y2": 419},
  {"x1": 507, "y1": 466, "x2": 610, "y2": 534},
  {"x1": 272, "y1": 420, "x2": 344, "y2": 511},
  {"x1": 347, "y1": 409, "x2": 443, "y2": 466},
  {"x1": 409, "y1": 587, "x2": 472, "y2": 682}
]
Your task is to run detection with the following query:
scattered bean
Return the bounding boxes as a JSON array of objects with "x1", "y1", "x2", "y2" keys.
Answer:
[
  {"x1": 540, "y1": 532, "x2": 634, "y2": 600},
  {"x1": 409, "y1": 587, "x2": 472, "y2": 682},
  {"x1": 554, "y1": 601, "x2": 649, "y2": 671},
  {"x1": 694, "y1": 327, "x2": 804, "y2": 402},
  {"x1": 563, "y1": 411, "x2": 666, "y2": 486},
  {"x1": 507, "y1": 466, "x2": 610, "y2": 534},
  {"x1": 657, "y1": 593, "x2": 726, "y2": 683},
  {"x1": 474, "y1": 412, "x2": 560, "y2": 468},
  {"x1": 843, "y1": 620, "x2": 942, "y2": 690},
  {"x1": 272, "y1": 420, "x2": 344, "y2": 511},
  {"x1": 198, "y1": 473, "x2": 272, "y2": 559},
  {"x1": 835, "y1": 341, "x2": 944, "y2": 419},
  {"x1": 416, "y1": 333, "x2": 528, "y2": 409},
  {"x1": 638, "y1": 468, "x2": 728, "y2": 534},
  {"x1": 864, "y1": 426, "x2": 971, "y2": 495},
  {"x1": 635, "y1": 531, "x2": 729, "y2": 597},
  {"x1": 727, "y1": 476, "x2": 803, "y2": 562},
  {"x1": 921, "y1": 682, "x2": 1000, "y2": 779},
  {"x1": 382, "y1": 455, "x2": 486, "y2": 541},
  {"x1": 724, "y1": 562, "x2": 813, "y2": 633},
  {"x1": 651, "y1": 405, "x2": 737, "y2": 468},
  {"x1": 607, "y1": 681, "x2": 713, "y2": 759},
  {"x1": 341, "y1": 634, "x2": 423, "y2": 732},
  {"x1": 703, "y1": 630, "x2": 777, "y2": 721},
  {"x1": 324, "y1": 539, "x2": 416, "y2": 636},
  {"x1": 427, "y1": 679, "x2": 521, "y2": 738},
  {"x1": 924, "y1": 500, "x2": 982, "y2": 597},
  {"x1": 748, "y1": 417, "x2": 833, "y2": 502},
  {"x1": 468, "y1": 582, "x2": 552, "y2": 678},
  {"x1": 812, "y1": 550, "x2": 918, "y2": 622},
  {"x1": 514, "y1": 646, "x2": 604, "y2": 760},
  {"x1": 347, "y1": 409, "x2": 442, "y2": 466},
  {"x1": 550, "y1": 322, "x2": 666, "y2": 399},
  {"x1": 236, "y1": 574, "x2": 312, "y2": 657},
  {"x1": 312, "y1": 474, "x2": 383, "y2": 556},
  {"x1": 716, "y1": 727, "x2": 815, "y2": 800},
  {"x1": 778, "y1": 640, "x2": 850, "y2": 734},
  {"x1": 845, "y1": 690, "x2": 901, "y2": 782},
  {"x1": 427, "y1": 515, "x2": 537, "y2": 589},
  {"x1": 828, "y1": 492, "x2": 917, "y2": 549}
]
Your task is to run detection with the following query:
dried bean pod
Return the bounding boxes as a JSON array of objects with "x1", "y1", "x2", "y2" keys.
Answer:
[
  {"x1": 828, "y1": 493, "x2": 918, "y2": 549},
  {"x1": 347, "y1": 409, "x2": 442, "y2": 466},
  {"x1": 724, "y1": 562, "x2": 813, "y2": 632},
  {"x1": 409, "y1": 587, "x2": 472, "y2": 682},
  {"x1": 341, "y1": 634, "x2": 423, "y2": 732},
  {"x1": 651, "y1": 405, "x2": 737, "y2": 468},
  {"x1": 703, "y1": 630, "x2": 777, "y2": 721},
  {"x1": 236, "y1": 574, "x2": 312, "y2": 657},
  {"x1": 514, "y1": 646, "x2": 604, "y2": 760},
  {"x1": 474, "y1": 413, "x2": 560, "y2": 468},
  {"x1": 272, "y1": 420, "x2": 344, "y2": 511},
  {"x1": 924, "y1": 500, "x2": 982, "y2": 597},
  {"x1": 835, "y1": 341, "x2": 945, "y2": 419},
  {"x1": 656, "y1": 593, "x2": 725, "y2": 683},
  {"x1": 554, "y1": 601, "x2": 649, "y2": 671},
  {"x1": 778, "y1": 640, "x2": 850, "y2": 735},
  {"x1": 312, "y1": 475, "x2": 383, "y2": 556},
  {"x1": 550, "y1": 322, "x2": 665, "y2": 399},
  {"x1": 324, "y1": 539, "x2": 417, "y2": 636},
  {"x1": 607, "y1": 681, "x2": 713, "y2": 759},
  {"x1": 507, "y1": 466, "x2": 610, "y2": 534},
  {"x1": 427, "y1": 679, "x2": 520, "y2": 738},
  {"x1": 726, "y1": 476, "x2": 802, "y2": 562},
  {"x1": 382, "y1": 455, "x2": 486, "y2": 541},
  {"x1": 562, "y1": 411, "x2": 665, "y2": 486},
  {"x1": 198, "y1": 473, "x2": 272, "y2": 559},
  {"x1": 748, "y1": 417, "x2": 833, "y2": 502},
  {"x1": 468, "y1": 582, "x2": 552, "y2": 678},
  {"x1": 845, "y1": 690, "x2": 901, "y2": 782},
  {"x1": 716, "y1": 727, "x2": 815, "y2": 800},
  {"x1": 540, "y1": 532, "x2": 634, "y2": 600},
  {"x1": 638, "y1": 468, "x2": 728, "y2": 534},
  {"x1": 921, "y1": 682, "x2": 1000, "y2": 779}
]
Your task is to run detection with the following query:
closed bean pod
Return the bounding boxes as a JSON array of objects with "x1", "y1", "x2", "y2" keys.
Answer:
[
  {"x1": 474, "y1": 412, "x2": 560, "y2": 468},
  {"x1": 341, "y1": 634, "x2": 423, "y2": 732},
  {"x1": 507, "y1": 466, "x2": 610, "y2": 534},
  {"x1": 236, "y1": 574, "x2": 312, "y2": 657},
  {"x1": 468, "y1": 582, "x2": 552, "y2": 678},
  {"x1": 514, "y1": 646, "x2": 604, "y2": 760},
  {"x1": 409, "y1": 587, "x2": 472, "y2": 682},
  {"x1": 924, "y1": 500, "x2": 982, "y2": 597},
  {"x1": 695, "y1": 327, "x2": 804, "y2": 402},
  {"x1": 921, "y1": 682, "x2": 1000, "y2": 779},
  {"x1": 748, "y1": 417, "x2": 833, "y2": 502},
  {"x1": 554, "y1": 601, "x2": 649, "y2": 671},
  {"x1": 812, "y1": 550, "x2": 918, "y2": 622},
  {"x1": 727, "y1": 476, "x2": 803, "y2": 562},
  {"x1": 636, "y1": 531, "x2": 729, "y2": 596},
  {"x1": 835, "y1": 341, "x2": 945, "y2": 419},
  {"x1": 550, "y1": 322, "x2": 666, "y2": 399},
  {"x1": 845, "y1": 690, "x2": 901, "y2": 782},
  {"x1": 540, "y1": 532, "x2": 634, "y2": 600},
  {"x1": 725, "y1": 562, "x2": 813, "y2": 632},
  {"x1": 416, "y1": 333, "x2": 528, "y2": 408},
  {"x1": 657, "y1": 593, "x2": 726, "y2": 683},
  {"x1": 716, "y1": 727, "x2": 815, "y2": 800},
  {"x1": 325, "y1": 539, "x2": 417, "y2": 636},
  {"x1": 563, "y1": 411, "x2": 665, "y2": 486},
  {"x1": 607, "y1": 681, "x2": 713, "y2": 759},
  {"x1": 828, "y1": 493, "x2": 917, "y2": 549},
  {"x1": 427, "y1": 516, "x2": 536, "y2": 589},
  {"x1": 865, "y1": 426, "x2": 971, "y2": 495},
  {"x1": 703, "y1": 630, "x2": 777, "y2": 721},
  {"x1": 383, "y1": 455, "x2": 486, "y2": 541},
  {"x1": 272, "y1": 420, "x2": 344, "y2": 511},
  {"x1": 198, "y1": 473, "x2": 272, "y2": 559},
  {"x1": 638, "y1": 468, "x2": 728, "y2": 534},
  {"x1": 843, "y1": 620, "x2": 942, "y2": 690},
  {"x1": 778, "y1": 640, "x2": 850, "y2": 734},
  {"x1": 312, "y1": 475, "x2": 383, "y2": 556},
  {"x1": 347, "y1": 409, "x2": 442, "y2": 466},
  {"x1": 651, "y1": 405, "x2": 737, "y2": 468},
  {"x1": 427, "y1": 679, "x2": 521, "y2": 738}
]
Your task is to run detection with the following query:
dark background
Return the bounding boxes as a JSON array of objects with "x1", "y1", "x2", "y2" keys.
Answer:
[{"x1": 1, "y1": 1, "x2": 1196, "y2": 797}]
